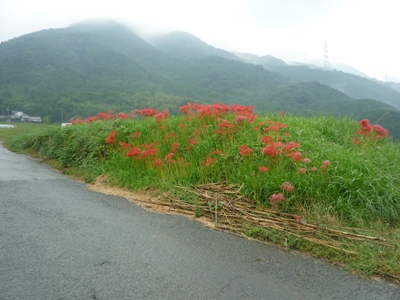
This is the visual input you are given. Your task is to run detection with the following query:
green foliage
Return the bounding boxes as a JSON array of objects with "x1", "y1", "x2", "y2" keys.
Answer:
[{"x1": 15, "y1": 106, "x2": 400, "y2": 227}]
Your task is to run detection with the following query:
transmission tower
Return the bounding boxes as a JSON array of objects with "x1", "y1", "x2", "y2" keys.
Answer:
[{"x1": 324, "y1": 42, "x2": 329, "y2": 69}]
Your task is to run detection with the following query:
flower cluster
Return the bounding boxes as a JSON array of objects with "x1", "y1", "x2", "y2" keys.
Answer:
[
  {"x1": 353, "y1": 119, "x2": 390, "y2": 144},
  {"x1": 97, "y1": 102, "x2": 336, "y2": 217}
]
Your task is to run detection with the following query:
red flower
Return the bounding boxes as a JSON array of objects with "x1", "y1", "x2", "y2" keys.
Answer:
[
  {"x1": 171, "y1": 142, "x2": 180, "y2": 153},
  {"x1": 279, "y1": 181, "x2": 294, "y2": 192},
  {"x1": 259, "y1": 166, "x2": 269, "y2": 172},
  {"x1": 85, "y1": 116, "x2": 99, "y2": 123},
  {"x1": 260, "y1": 135, "x2": 274, "y2": 144},
  {"x1": 236, "y1": 115, "x2": 247, "y2": 122},
  {"x1": 98, "y1": 112, "x2": 114, "y2": 120},
  {"x1": 287, "y1": 151, "x2": 302, "y2": 161},
  {"x1": 210, "y1": 150, "x2": 223, "y2": 155},
  {"x1": 372, "y1": 124, "x2": 390, "y2": 138},
  {"x1": 119, "y1": 142, "x2": 131, "y2": 149},
  {"x1": 188, "y1": 138, "x2": 197, "y2": 146},
  {"x1": 106, "y1": 130, "x2": 117, "y2": 144},
  {"x1": 284, "y1": 142, "x2": 300, "y2": 152},
  {"x1": 127, "y1": 147, "x2": 141, "y2": 157},
  {"x1": 202, "y1": 156, "x2": 215, "y2": 167},
  {"x1": 262, "y1": 145, "x2": 277, "y2": 157},
  {"x1": 270, "y1": 193, "x2": 285, "y2": 201},
  {"x1": 239, "y1": 145, "x2": 253, "y2": 156},
  {"x1": 269, "y1": 193, "x2": 285, "y2": 210},
  {"x1": 155, "y1": 110, "x2": 170, "y2": 122},
  {"x1": 165, "y1": 153, "x2": 174, "y2": 160},
  {"x1": 294, "y1": 215, "x2": 303, "y2": 221},
  {"x1": 116, "y1": 112, "x2": 129, "y2": 120},
  {"x1": 135, "y1": 108, "x2": 158, "y2": 117},
  {"x1": 153, "y1": 159, "x2": 162, "y2": 167},
  {"x1": 131, "y1": 132, "x2": 140, "y2": 139}
]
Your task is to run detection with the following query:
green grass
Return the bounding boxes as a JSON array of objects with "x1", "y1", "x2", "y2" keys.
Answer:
[{"x1": 1, "y1": 105, "x2": 399, "y2": 281}]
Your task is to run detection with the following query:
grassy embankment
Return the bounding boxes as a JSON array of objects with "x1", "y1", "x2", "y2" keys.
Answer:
[{"x1": 1, "y1": 103, "x2": 399, "y2": 282}]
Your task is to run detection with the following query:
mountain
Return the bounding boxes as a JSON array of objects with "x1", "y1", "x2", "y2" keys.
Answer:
[
  {"x1": 149, "y1": 31, "x2": 242, "y2": 61},
  {"x1": 0, "y1": 20, "x2": 398, "y2": 140},
  {"x1": 384, "y1": 81, "x2": 400, "y2": 93},
  {"x1": 234, "y1": 52, "x2": 286, "y2": 66},
  {"x1": 235, "y1": 55, "x2": 400, "y2": 110}
]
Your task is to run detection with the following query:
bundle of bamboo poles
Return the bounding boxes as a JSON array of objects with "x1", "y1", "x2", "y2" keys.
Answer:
[{"x1": 157, "y1": 183, "x2": 396, "y2": 255}]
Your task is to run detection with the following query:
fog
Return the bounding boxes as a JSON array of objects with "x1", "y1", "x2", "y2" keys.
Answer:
[{"x1": 1, "y1": 0, "x2": 399, "y2": 82}]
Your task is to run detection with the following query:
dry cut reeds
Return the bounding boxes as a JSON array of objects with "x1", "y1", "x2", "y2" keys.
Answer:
[{"x1": 136, "y1": 183, "x2": 396, "y2": 255}]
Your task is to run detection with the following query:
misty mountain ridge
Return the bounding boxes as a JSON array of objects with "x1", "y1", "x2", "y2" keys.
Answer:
[{"x1": 0, "y1": 19, "x2": 399, "y2": 140}]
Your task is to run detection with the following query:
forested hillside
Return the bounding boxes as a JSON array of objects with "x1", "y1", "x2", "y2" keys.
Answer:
[{"x1": 0, "y1": 20, "x2": 398, "y2": 139}]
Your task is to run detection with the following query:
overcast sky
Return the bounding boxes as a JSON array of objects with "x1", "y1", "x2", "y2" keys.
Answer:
[{"x1": 1, "y1": 0, "x2": 399, "y2": 82}]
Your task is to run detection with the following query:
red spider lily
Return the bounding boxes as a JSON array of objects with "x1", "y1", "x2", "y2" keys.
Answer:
[
  {"x1": 269, "y1": 193, "x2": 285, "y2": 210},
  {"x1": 171, "y1": 142, "x2": 180, "y2": 153},
  {"x1": 283, "y1": 133, "x2": 291, "y2": 137},
  {"x1": 165, "y1": 153, "x2": 174, "y2": 160},
  {"x1": 98, "y1": 112, "x2": 114, "y2": 120},
  {"x1": 302, "y1": 158, "x2": 311, "y2": 163},
  {"x1": 70, "y1": 117, "x2": 83, "y2": 124},
  {"x1": 287, "y1": 151, "x2": 302, "y2": 161},
  {"x1": 299, "y1": 168, "x2": 306, "y2": 173},
  {"x1": 214, "y1": 119, "x2": 235, "y2": 135},
  {"x1": 261, "y1": 142, "x2": 284, "y2": 157},
  {"x1": 210, "y1": 150, "x2": 223, "y2": 155},
  {"x1": 178, "y1": 123, "x2": 185, "y2": 129},
  {"x1": 354, "y1": 119, "x2": 390, "y2": 140},
  {"x1": 153, "y1": 159, "x2": 162, "y2": 167},
  {"x1": 270, "y1": 194, "x2": 285, "y2": 201},
  {"x1": 116, "y1": 112, "x2": 129, "y2": 120},
  {"x1": 321, "y1": 160, "x2": 331, "y2": 173},
  {"x1": 85, "y1": 116, "x2": 99, "y2": 123},
  {"x1": 179, "y1": 102, "x2": 194, "y2": 115},
  {"x1": 239, "y1": 145, "x2": 253, "y2": 156},
  {"x1": 264, "y1": 121, "x2": 287, "y2": 132},
  {"x1": 259, "y1": 166, "x2": 269, "y2": 172},
  {"x1": 188, "y1": 138, "x2": 198, "y2": 146},
  {"x1": 371, "y1": 124, "x2": 390, "y2": 138},
  {"x1": 262, "y1": 145, "x2": 278, "y2": 157},
  {"x1": 142, "y1": 142, "x2": 158, "y2": 149},
  {"x1": 166, "y1": 132, "x2": 177, "y2": 139},
  {"x1": 155, "y1": 110, "x2": 170, "y2": 122},
  {"x1": 294, "y1": 215, "x2": 303, "y2": 221},
  {"x1": 279, "y1": 181, "x2": 294, "y2": 192},
  {"x1": 284, "y1": 142, "x2": 300, "y2": 152},
  {"x1": 106, "y1": 130, "x2": 117, "y2": 144},
  {"x1": 131, "y1": 132, "x2": 140, "y2": 139},
  {"x1": 310, "y1": 167, "x2": 318, "y2": 172},
  {"x1": 119, "y1": 142, "x2": 131, "y2": 149},
  {"x1": 236, "y1": 115, "x2": 247, "y2": 122},
  {"x1": 260, "y1": 135, "x2": 274, "y2": 144},
  {"x1": 135, "y1": 108, "x2": 158, "y2": 117},
  {"x1": 179, "y1": 102, "x2": 255, "y2": 120},
  {"x1": 201, "y1": 156, "x2": 215, "y2": 167},
  {"x1": 141, "y1": 148, "x2": 158, "y2": 159},
  {"x1": 127, "y1": 147, "x2": 141, "y2": 157}
]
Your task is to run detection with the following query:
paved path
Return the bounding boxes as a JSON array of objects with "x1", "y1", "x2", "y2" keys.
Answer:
[{"x1": 0, "y1": 142, "x2": 399, "y2": 299}]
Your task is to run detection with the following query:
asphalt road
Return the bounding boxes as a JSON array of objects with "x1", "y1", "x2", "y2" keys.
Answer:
[{"x1": 0, "y1": 141, "x2": 399, "y2": 300}]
